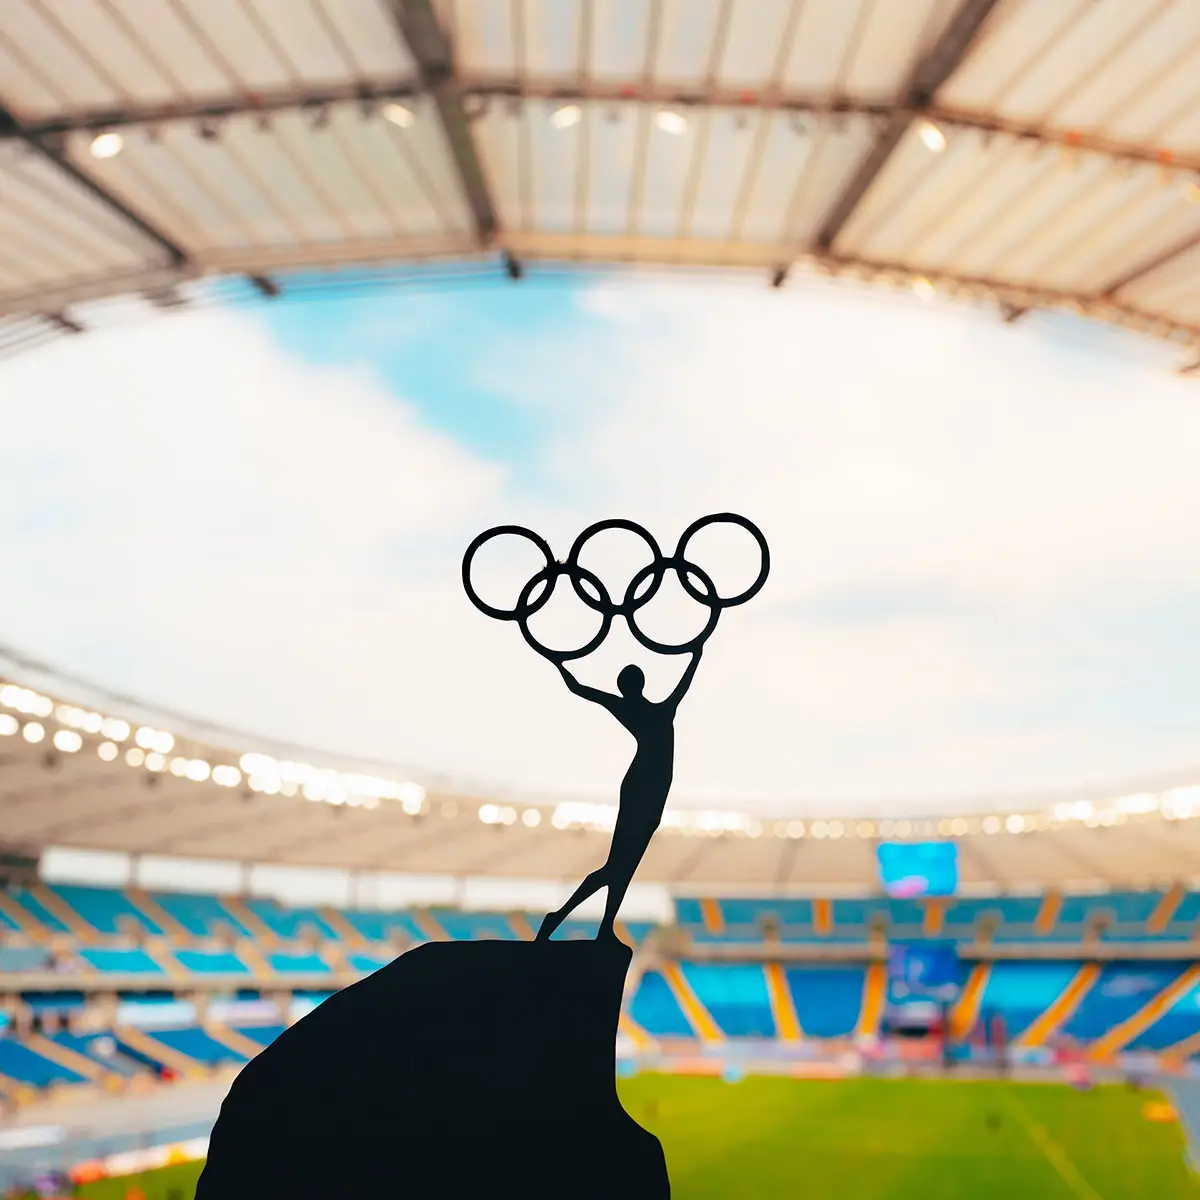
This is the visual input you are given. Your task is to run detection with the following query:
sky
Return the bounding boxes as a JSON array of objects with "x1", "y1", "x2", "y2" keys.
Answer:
[{"x1": 2, "y1": 271, "x2": 1200, "y2": 815}]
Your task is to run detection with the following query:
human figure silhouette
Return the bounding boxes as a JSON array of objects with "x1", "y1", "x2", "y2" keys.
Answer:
[{"x1": 537, "y1": 648, "x2": 702, "y2": 941}]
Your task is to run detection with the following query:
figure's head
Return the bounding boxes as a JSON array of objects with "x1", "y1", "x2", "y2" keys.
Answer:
[{"x1": 617, "y1": 664, "x2": 645, "y2": 697}]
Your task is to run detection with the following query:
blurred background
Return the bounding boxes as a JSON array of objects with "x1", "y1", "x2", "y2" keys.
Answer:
[{"x1": 1, "y1": 0, "x2": 1200, "y2": 1195}]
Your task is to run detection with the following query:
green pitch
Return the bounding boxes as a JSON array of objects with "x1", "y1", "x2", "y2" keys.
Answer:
[
  {"x1": 71, "y1": 1074, "x2": 1199, "y2": 1199},
  {"x1": 622, "y1": 1073, "x2": 1200, "y2": 1199}
]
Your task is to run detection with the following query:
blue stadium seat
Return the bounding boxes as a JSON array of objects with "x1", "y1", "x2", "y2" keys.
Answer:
[
  {"x1": 80, "y1": 948, "x2": 164, "y2": 974},
  {"x1": 339, "y1": 909, "x2": 425, "y2": 943},
  {"x1": 51, "y1": 1031, "x2": 144, "y2": 1077},
  {"x1": 9, "y1": 889, "x2": 69, "y2": 933},
  {"x1": 50, "y1": 885, "x2": 162, "y2": 935},
  {"x1": 430, "y1": 911, "x2": 518, "y2": 941},
  {"x1": 630, "y1": 971, "x2": 694, "y2": 1038},
  {"x1": 268, "y1": 952, "x2": 330, "y2": 975},
  {"x1": 151, "y1": 892, "x2": 253, "y2": 938},
  {"x1": 1173, "y1": 894, "x2": 1200, "y2": 925},
  {"x1": 621, "y1": 921, "x2": 655, "y2": 945},
  {"x1": 245, "y1": 899, "x2": 339, "y2": 940},
  {"x1": 233, "y1": 1024, "x2": 287, "y2": 1048},
  {"x1": 174, "y1": 949, "x2": 251, "y2": 975},
  {"x1": 785, "y1": 966, "x2": 865, "y2": 1038},
  {"x1": 674, "y1": 898, "x2": 704, "y2": 926},
  {"x1": 0, "y1": 946, "x2": 51, "y2": 972},
  {"x1": 149, "y1": 1026, "x2": 248, "y2": 1065},
  {"x1": 348, "y1": 952, "x2": 391, "y2": 973},
  {"x1": 679, "y1": 963, "x2": 775, "y2": 1037},
  {"x1": 1129, "y1": 980, "x2": 1200, "y2": 1053},
  {"x1": 1061, "y1": 963, "x2": 1186, "y2": 1042},
  {"x1": 0, "y1": 1038, "x2": 86, "y2": 1086},
  {"x1": 975, "y1": 962, "x2": 1081, "y2": 1039}
]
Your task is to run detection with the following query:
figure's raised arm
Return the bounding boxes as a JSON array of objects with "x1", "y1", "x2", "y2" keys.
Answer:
[
  {"x1": 664, "y1": 647, "x2": 702, "y2": 710},
  {"x1": 556, "y1": 661, "x2": 620, "y2": 712}
]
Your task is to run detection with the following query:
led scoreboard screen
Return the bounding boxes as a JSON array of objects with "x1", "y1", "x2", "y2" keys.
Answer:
[{"x1": 877, "y1": 840, "x2": 958, "y2": 898}]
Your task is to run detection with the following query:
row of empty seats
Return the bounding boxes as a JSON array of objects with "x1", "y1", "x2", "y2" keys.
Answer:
[
  {"x1": 675, "y1": 891, "x2": 1200, "y2": 943},
  {"x1": 0, "y1": 884, "x2": 655, "y2": 950}
]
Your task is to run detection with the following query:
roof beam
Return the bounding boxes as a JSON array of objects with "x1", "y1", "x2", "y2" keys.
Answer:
[
  {"x1": 813, "y1": 0, "x2": 1003, "y2": 251},
  {"x1": 1102, "y1": 230, "x2": 1200, "y2": 297},
  {"x1": 0, "y1": 103, "x2": 188, "y2": 269},
  {"x1": 7, "y1": 83, "x2": 1197, "y2": 179},
  {"x1": 387, "y1": 0, "x2": 499, "y2": 247}
]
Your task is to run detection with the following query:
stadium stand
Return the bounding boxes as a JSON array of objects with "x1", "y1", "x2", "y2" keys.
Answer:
[{"x1": 6, "y1": 880, "x2": 1200, "y2": 1108}]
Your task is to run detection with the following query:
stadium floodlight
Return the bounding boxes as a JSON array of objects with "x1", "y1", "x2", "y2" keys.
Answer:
[
  {"x1": 479, "y1": 803, "x2": 500, "y2": 824},
  {"x1": 145, "y1": 752, "x2": 166, "y2": 772},
  {"x1": 655, "y1": 109, "x2": 687, "y2": 135},
  {"x1": 89, "y1": 130, "x2": 124, "y2": 159},
  {"x1": 125, "y1": 747, "x2": 145, "y2": 767},
  {"x1": 22, "y1": 722, "x2": 45, "y2": 744},
  {"x1": 0, "y1": 714, "x2": 16, "y2": 736},
  {"x1": 52, "y1": 729, "x2": 82, "y2": 753},
  {"x1": 101, "y1": 717, "x2": 130, "y2": 741},
  {"x1": 918, "y1": 119, "x2": 947, "y2": 153},
  {"x1": 97, "y1": 741, "x2": 118, "y2": 762},
  {"x1": 522, "y1": 808, "x2": 541, "y2": 828},
  {"x1": 912, "y1": 276, "x2": 936, "y2": 300},
  {"x1": 212, "y1": 765, "x2": 241, "y2": 788},
  {"x1": 551, "y1": 104, "x2": 582, "y2": 130},
  {"x1": 383, "y1": 102, "x2": 415, "y2": 128}
]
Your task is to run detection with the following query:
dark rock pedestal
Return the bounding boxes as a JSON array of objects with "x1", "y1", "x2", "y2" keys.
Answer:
[{"x1": 196, "y1": 937, "x2": 669, "y2": 1198}]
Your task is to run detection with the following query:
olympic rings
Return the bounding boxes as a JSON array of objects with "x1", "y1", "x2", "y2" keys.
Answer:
[{"x1": 462, "y1": 514, "x2": 768, "y2": 663}]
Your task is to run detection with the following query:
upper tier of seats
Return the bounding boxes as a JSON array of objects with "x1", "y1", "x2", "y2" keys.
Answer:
[
  {"x1": 0, "y1": 885, "x2": 656, "y2": 976},
  {"x1": 673, "y1": 891, "x2": 1198, "y2": 944}
]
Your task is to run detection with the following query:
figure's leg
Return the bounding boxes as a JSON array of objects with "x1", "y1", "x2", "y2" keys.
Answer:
[
  {"x1": 598, "y1": 819, "x2": 655, "y2": 939},
  {"x1": 536, "y1": 867, "x2": 608, "y2": 941}
]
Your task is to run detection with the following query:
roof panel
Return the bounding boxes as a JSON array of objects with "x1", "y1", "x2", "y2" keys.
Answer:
[
  {"x1": 652, "y1": 0, "x2": 724, "y2": 87},
  {"x1": 472, "y1": 106, "x2": 527, "y2": 230},
  {"x1": 0, "y1": 0, "x2": 128, "y2": 113},
  {"x1": 782, "y1": 114, "x2": 879, "y2": 244},
  {"x1": 940, "y1": 0, "x2": 1091, "y2": 112},
  {"x1": 321, "y1": 0, "x2": 418, "y2": 81},
  {"x1": 527, "y1": 97, "x2": 584, "y2": 232},
  {"x1": 736, "y1": 113, "x2": 819, "y2": 243},
  {"x1": 715, "y1": 0, "x2": 799, "y2": 90},
  {"x1": 241, "y1": 0, "x2": 380, "y2": 85},
  {"x1": 634, "y1": 103, "x2": 702, "y2": 237},
  {"x1": 841, "y1": 0, "x2": 951, "y2": 101},
  {"x1": 450, "y1": 0, "x2": 519, "y2": 75},
  {"x1": 590, "y1": 0, "x2": 654, "y2": 81},
  {"x1": 685, "y1": 108, "x2": 765, "y2": 240},
  {"x1": 779, "y1": 0, "x2": 891, "y2": 97},
  {"x1": 0, "y1": 19, "x2": 69, "y2": 114},
  {"x1": 0, "y1": 0, "x2": 1195, "y2": 355},
  {"x1": 1121, "y1": 241, "x2": 1200, "y2": 316},
  {"x1": 164, "y1": 0, "x2": 303, "y2": 94},
  {"x1": 584, "y1": 102, "x2": 641, "y2": 234},
  {"x1": 99, "y1": 0, "x2": 242, "y2": 103},
  {"x1": 523, "y1": 0, "x2": 585, "y2": 78}
]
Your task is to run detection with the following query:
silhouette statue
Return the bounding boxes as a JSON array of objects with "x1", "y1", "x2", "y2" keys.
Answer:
[
  {"x1": 198, "y1": 515, "x2": 766, "y2": 1200},
  {"x1": 464, "y1": 514, "x2": 769, "y2": 939},
  {"x1": 537, "y1": 650, "x2": 700, "y2": 940}
]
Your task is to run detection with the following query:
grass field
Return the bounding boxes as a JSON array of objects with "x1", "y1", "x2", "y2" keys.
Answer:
[{"x1": 69, "y1": 1075, "x2": 1200, "y2": 1199}]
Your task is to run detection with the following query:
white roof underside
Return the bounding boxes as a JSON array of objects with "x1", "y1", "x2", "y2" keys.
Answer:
[
  {"x1": 3, "y1": 650, "x2": 1200, "y2": 889},
  {"x1": 0, "y1": 0, "x2": 1197, "y2": 363}
]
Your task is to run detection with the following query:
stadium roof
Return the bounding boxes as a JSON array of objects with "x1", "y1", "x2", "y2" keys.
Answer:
[
  {"x1": 4, "y1": 649, "x2": 1200, "y2": 890},
  {"x1": 1, "y1": 0, "x2": 1199, "y2": 367}
]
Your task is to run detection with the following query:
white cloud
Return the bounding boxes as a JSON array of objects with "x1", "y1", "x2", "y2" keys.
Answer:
[{"x1": 2, "y1": 283, "x2": 1200, "y2": 814}]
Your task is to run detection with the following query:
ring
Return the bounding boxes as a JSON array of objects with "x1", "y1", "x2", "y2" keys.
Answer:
[
  {"x1": 566, "y1": 518, "x2": 664, "y2": 616},
  {"x1": 624, "y1": 557, "x2": 720, "y2": 655},
  {"x1": 461, "y1": 525, "x2": 554, "y2": 621},
  {"x1": 515, "y1": 563, "x2": 612, "y2": 663},
  {"x1": 463, "y1": 514, "x2": 768, "y2": 662},
  {"x1": 674, "y1": 513, "x2": 770, "y2": 608}
]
